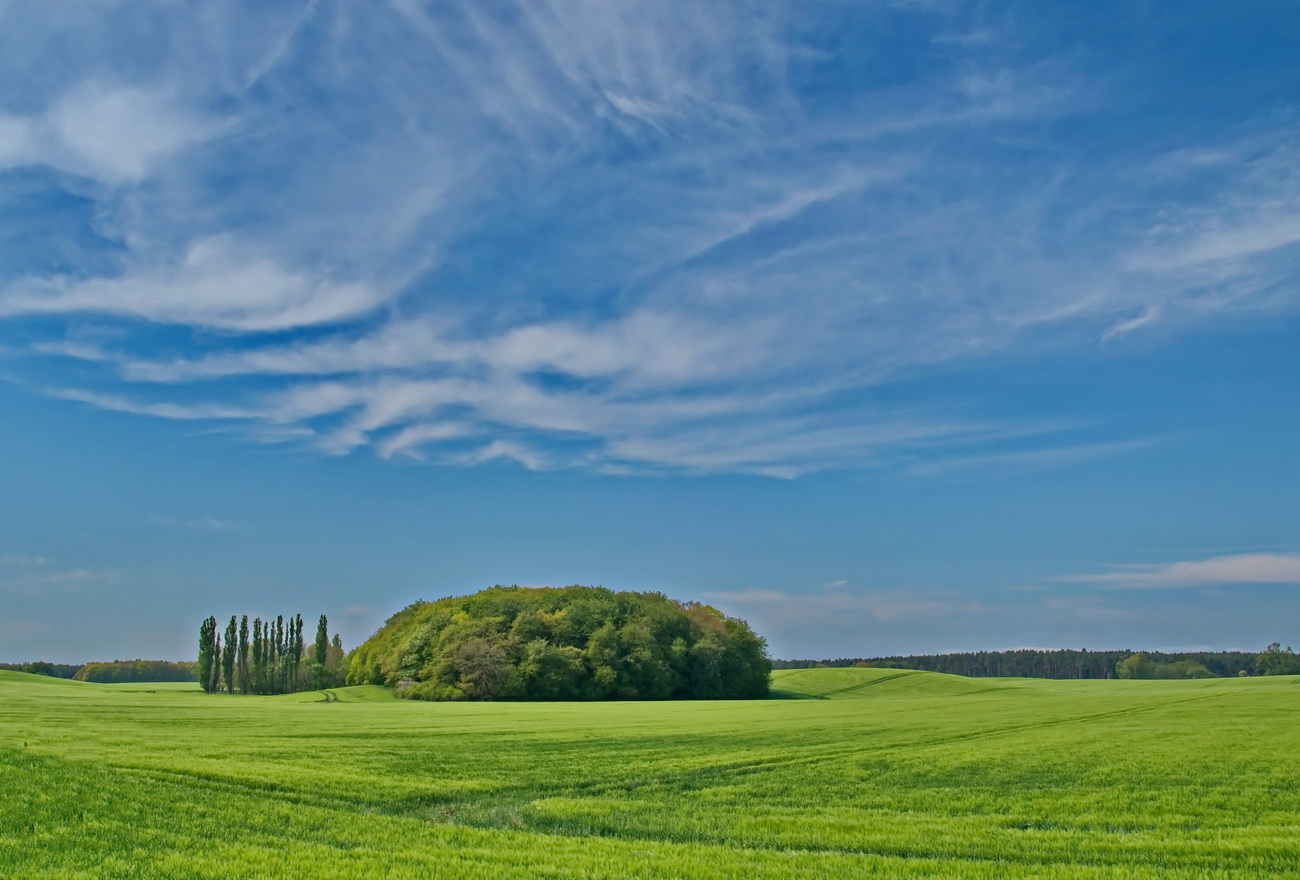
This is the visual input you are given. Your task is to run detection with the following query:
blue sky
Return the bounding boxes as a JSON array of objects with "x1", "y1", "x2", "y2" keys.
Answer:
[{"x1": 1, "y1": 1, "x2": 1298, "y2": 663}]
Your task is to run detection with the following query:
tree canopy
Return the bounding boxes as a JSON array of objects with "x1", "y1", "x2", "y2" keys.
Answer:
[{"x1": 347, "y1": 585, "x2": 771, "y2": 701}]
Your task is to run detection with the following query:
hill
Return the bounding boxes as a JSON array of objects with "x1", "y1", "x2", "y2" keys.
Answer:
[{"x1": 347, "y1": 585, "x2": 771, "y2": 701}]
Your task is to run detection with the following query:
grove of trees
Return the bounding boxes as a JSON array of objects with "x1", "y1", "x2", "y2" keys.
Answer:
[
  {"x1": 347, "y1": 585, "x2": 771, "y2": 701},
  {"x1": 1114, "y1": 652, "x2": 1214, "y2": 679},
  {"x1": 1254, "y1": 643, "x2": 1300, "y2": 676},
  {"x1": 197, "y1": 613, "x2": 345, "y2": 694}
]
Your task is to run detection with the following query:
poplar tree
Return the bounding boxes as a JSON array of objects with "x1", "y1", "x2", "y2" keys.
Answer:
[
  {"x1": 293, "y1": 613, "x2": 305, "y2": 691},
  {"x1": 209, "y1": 631, "x2": 223, "y2": 694},
  {"x1": 223, "y1": 616, "x2": 237, "y2": 694},
  {"x1": 315, "y1": 615, "x2": 329, "y2": 666},
  {"x1": 252, "y1": 617, "x2": 263, "y2": 694},
  {"x1": 237, "y1": 615, "x2": 250, "y2": 694},
  {"x1": 270, "y1": 618, "x2": 280, "y2": 691},
  {"x1": 197, "y1": 616, "x2": 218, "y2": 694}
]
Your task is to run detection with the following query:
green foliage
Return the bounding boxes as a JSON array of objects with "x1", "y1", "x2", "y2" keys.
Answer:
[
  {"x1": 3, "y1": 668, "x2": 1300, "y2": 878},
  {"x1": 1255, "y1": 642, "x2": 1300, "y2": 675},
  {"x1": 777, "y1": 648, "x2": 1260, "y2": 678},
  {"x1": 74, "y1": 660, "x2": 198, "y2": 683},
  {"x1": 1116, "y1": 651, "x2": 1155, "y2": 679},
  {"x1": 198, "y1": 612, "x2": 344, "y2": 694},
  {"x1": 348, "y1": 585, "x2": 771, "y2": 701},
  {"x1": 1116, "y1": 653, "x2": 1214, "y2": 680},
  {"x1": 197, "y1": 615, "x2": 219, "y2": 694},
  {"x1": 237, "y1": 615, "x2": 250, "y2": 694},
  {"x1": 315, "y1": 614, "x2": 330, "y2": 667},
  {"x1": 0, "y1": 661, "x2": 81, "y2": 678},
  {"x1": 222, "y1": 616, "x2": 238, "y2": 694}
]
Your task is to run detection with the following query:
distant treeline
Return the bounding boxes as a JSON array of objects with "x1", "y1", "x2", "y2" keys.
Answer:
[
  {"x1": 75, "y1": 660, "x2": 198, "y2": 683},
  {"x1": 773, "y1": 649, "x2": 1268, "y2": 679},
  {"x1": 0, "y1": 661, "x2": 82, "y2": 678},
  {"x1": 0, "y1": 660, "x2": 196, "y2": 682},
  {"x1": 197, "y1": 613, "x2": 345, "y2": 695}
]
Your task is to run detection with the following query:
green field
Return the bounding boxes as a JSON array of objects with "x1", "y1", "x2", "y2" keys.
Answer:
[{"x1": 2, "y1": 667, "x2": 1298, "y2": 878}]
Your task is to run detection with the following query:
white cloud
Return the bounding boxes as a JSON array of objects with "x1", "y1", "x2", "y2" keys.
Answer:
[
  {"x1": 48, "y1": 83, "x2": 217, "y2": 183},
  {"x1": 0, "y1": 82, "x2": 219, "y2": 184},
  {"x1": 1060, "y1": 553, "x2": 1300, "y2": 589},
  {"x1": 51, "y1": 388, "x2": 260, "y2": 421},
  {"x1": 2, "y1": 237, "x2": 386, "y2": 331}
]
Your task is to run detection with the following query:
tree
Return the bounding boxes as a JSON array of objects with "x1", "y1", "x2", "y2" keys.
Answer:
[
  {"x1": 1116, "y1": 652, "x2": 1154, "y2": 680},
  {"x1": 197, "y1": 616, "x2": 219, "y2": 694},
  {"x1": 1255, "y1": 643, "x2": 1300, "y2": 676},
  {"x1": 315, "y1": 615, "x2": 329, "y2": 666},
  {"x1": 453, "y1": 637, "x2": 510, "y2": 699},
  {"x1": 238, "y1": 615, "x2": 250, "y2": 694},
  {"x1": 223, "y1": 616, "x2": 238, "y2": 694},
  {"x1": 273, "y1": 615, "x2": 283, "y2": 691},
  {"x1": 293, "y1": 614, "x2": 305, "y2": 691},
  {"x1": 252, "y1": 617, "x2": 264, "y2": 693}
]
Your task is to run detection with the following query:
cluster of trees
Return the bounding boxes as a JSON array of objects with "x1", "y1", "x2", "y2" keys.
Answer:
[
  {"x1": 1254, "y1": 643, "x2": 1300, "y2": 675},
  {"x1": 347, "y1": 585, "x2": 771, "y2": 701},
  {"x1": 0, "y1": 661, "x2": 82, "y2": 678},
  {"x1": 197, "y1": 613, "x2": 345, "y2": 695},
  {"x1": 74, "y1": 660, "x2": 197, "y2": 683},
  {"x1": 774, "y1": 648, "x2": 1262, "y2": 679},
  {"x1": 1115, "y1": 653, "x2": 1214, "y2": 679}
]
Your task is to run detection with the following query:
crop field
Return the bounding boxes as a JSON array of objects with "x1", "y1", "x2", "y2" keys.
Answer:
[{"x1": 2, "y1": 667, "x2": 1298, "y2": 878}]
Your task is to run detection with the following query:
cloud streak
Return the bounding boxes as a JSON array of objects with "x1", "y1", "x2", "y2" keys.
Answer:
[{"x1": 1060, "y1": 553, "x2": 1300, "y2": 589}]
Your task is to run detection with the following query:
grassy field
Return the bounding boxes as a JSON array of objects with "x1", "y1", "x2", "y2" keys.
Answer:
[{"x1": 2, "y1": 667, "x2": 1298, "y2": 878}]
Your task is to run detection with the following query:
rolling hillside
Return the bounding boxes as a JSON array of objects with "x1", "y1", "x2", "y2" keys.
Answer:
[{"x1": 2, "y1": 667, "x2": 1298, "y2": 877}]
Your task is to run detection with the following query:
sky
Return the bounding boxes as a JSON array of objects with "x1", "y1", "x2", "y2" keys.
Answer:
[{"x1": 1, "y1": 0, "x2": 1298, "y2": 664}]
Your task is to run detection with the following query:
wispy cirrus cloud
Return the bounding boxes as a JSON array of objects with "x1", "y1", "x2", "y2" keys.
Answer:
[
  {"x1": 1060, "y1": 553, "x2": 1300, "y2": 589},
  {"x1": 1, "y1": 2, "x2": 1297, "y2": 476}
]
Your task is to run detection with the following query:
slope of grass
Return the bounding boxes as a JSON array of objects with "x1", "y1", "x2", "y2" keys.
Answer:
[{"x1": 2, "y1": 668, "x2": 1298, "y2": 878}]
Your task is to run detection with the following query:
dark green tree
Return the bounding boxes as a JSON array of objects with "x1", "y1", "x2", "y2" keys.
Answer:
[
  {"x1": 252, "y1": 617, "x2": 264, "y2": 693},
  {"x1": 293, "y1": 613, "x2": 304, "y2": 691},
  {"x1": 223, "y1": 616, "x2": 237, "y2": 694},
  {"x1": 272, "y1": 615, "x2": 282, "y2": 692},
  {"x1": 315, "y1": 615, "x2": 329, "y2": 666},
  {"x1": 237, "y1": 615, "x2": 250, "y2": 694},
  {"x1": 197, "y1": 616, "x2": 219, "y2": 694}
]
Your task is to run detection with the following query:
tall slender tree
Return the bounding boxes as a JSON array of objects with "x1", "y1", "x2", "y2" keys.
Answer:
[
  {"x1": 270, "y1": 618, "x2": 280, "y2": 691},
  {"x1": 293, "y1": 613, "x2": 305, "y2": 691},
  {"x1": 315, "y1": 614, "x2": 329, "y2": 669},
  {"x1": 252, "y1": 617, "x2": 263, "y2": 694},
  {"x1": 209, "y1": 631, "x2": 223, "y2": 694},
  {"x1": 197, "y1": 616, "x2": 218, "y2": 694},
  {"x1": 237, "y1": 615, "x2": 250, "y2": 694},
  {"x1": 223, "y1": 616, "x2": 237, "y2": 694}
]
